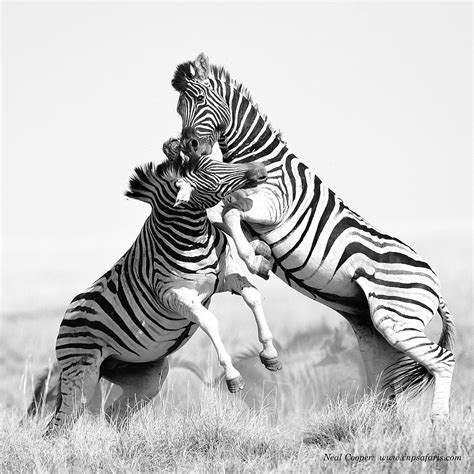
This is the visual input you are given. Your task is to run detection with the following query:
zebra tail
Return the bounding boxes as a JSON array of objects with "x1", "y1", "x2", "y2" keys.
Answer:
[
  {"x1": 382, "y1": 296, "x2": 455, "y2": 398},
  {"x1": 437, "y1": 296, "x2": 455, "y2": 353},
  {"x1": 26, "y1": 362, "x2": 61, "y2": 418}
]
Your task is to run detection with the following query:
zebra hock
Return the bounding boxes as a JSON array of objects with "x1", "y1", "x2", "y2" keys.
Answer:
[
  {"x1": 31, "y1": 139, "x2": 281, "y2": 435},
  {"x1": 171, "y1": 53, "x2": 455, "y2": 421}
]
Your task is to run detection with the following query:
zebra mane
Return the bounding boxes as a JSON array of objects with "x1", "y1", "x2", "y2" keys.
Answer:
[
  {"x1": 172, "y1": 60, "x2": 283, "y2": 139},
  {"x1": 210, "y1": 65, "x2": 256, "y2": 108},
  {"x1": 125, "y1": 155, "x2": 199, "y2": 205}
]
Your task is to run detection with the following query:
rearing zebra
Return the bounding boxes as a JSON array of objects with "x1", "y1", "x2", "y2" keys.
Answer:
[
  {"x1": 32, "y1": 140, "x2": 281, "y2": 434},
  {"x1": 171, "y1": 53, "x2": 455, "y2": 421}
]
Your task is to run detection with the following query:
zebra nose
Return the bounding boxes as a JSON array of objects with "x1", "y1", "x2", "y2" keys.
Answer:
[
  {"x1": 183, "y1": 136, "x2": 200, "y2": 156},
  {"x1": 190, "y1": 139, "x2": 199, "y2": 152},
  {"x1": 246, "y1": 163, "x2": 268, "y2": 185}
]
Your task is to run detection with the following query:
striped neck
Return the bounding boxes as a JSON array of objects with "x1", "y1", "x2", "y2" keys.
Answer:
[
  {"x1": 149, "y1": 200, "x2": 211, "y2": 246},
  {"x1": 129, "y1": 178, "x2": 213, "y2": 247},
  {"x1": 217, "y1": 88, "x2": 287, "y2": 164}
]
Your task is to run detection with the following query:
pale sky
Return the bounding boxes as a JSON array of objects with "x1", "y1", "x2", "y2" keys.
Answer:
[{"x1": 2, "y1": 2, "x2": 472, "y2": 313}]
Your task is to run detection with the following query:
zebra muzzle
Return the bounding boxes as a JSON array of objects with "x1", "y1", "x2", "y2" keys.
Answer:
[{"x1": 245, "y1": 163, "x2": 268, "y2": 187}]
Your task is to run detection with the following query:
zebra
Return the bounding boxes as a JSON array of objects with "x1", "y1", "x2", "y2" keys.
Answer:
[
  {"x1": 171, "y1": 53, "x2": 455, "y2": 421},
  {"x1": 30, "y1": 138, "x2": 281, "y2": 434}
]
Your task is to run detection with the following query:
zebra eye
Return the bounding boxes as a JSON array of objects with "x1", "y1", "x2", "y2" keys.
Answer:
[{"x1": 196, "y1": 94, "x2": 205, "y2": 104}]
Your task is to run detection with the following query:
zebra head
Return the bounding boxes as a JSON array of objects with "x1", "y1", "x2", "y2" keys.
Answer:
[
  {"x1": 127, "y1": 138, "x2": 267, "y2": 211},
  {"x1": 172, "y1": 53, "x2": 231, "y2": 159},
  {"x1": 174, "y1": 155, "x2": 267, "y2": 209}
]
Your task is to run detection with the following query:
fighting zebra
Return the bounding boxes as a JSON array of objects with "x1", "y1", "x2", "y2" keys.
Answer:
[
  {"x1": 171, "y1": 53, "x2": 455, "y2": 421},
  {"x1": 29, "y1": 139, "x2": 281, "y2": 434}
]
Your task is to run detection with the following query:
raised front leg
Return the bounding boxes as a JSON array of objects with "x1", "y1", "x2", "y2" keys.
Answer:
[
  {"x1": 224, "y1": 271, "x2": 281, "y2": 371},
  {"x1": 208, "y1": 201, "x2": 272, "y2": 260},
  {"x1": 223, "y1": 207, "x2": 272, "y2": 279},
  {"x1": 170, "y1": 288, "x2": 244, "y2": 393}
]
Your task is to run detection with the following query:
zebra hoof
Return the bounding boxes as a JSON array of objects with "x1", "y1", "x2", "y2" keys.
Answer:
[
  {"x1": 259, "y1": 353, "x2": 282, "y2": 371},
  {"x1": 251, "y1": 240, "x2": 272, "y2": 260},
  {"x1": 256, "y1": 257, "x2": 271, "y2": 280},
  {"x1": 226, "y1": 375, "x2": 245, "y2": 393}
]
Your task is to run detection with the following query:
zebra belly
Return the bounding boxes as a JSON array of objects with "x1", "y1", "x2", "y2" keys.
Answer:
[
  {"x1": 58, "y1": 280, "x2": 212, "y2": 366},
  {"x1": 272, "y1": 255, "x2": 367, "y2": 314},
  {"x1": 115, "y1": 275, "x2": 223, "y2": 363},
  {"x1": 110, "y1": 322, "x2": 201, "y2": 363},
  {"x1": 268, "y1": 216, "x2": 360, "y2": 293}
]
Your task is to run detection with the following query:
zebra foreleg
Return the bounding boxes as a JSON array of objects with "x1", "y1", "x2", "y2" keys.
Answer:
[
  {"x1": 211, "y1": 220, "x2": 272, "y2": 260},
  {"x1": 222, "y1": 207, "x2": 272, "y2": 279},
  {"x1": 224, "y1": 270, "x2": 281, "y2": 371},
  {"x1": 169, "y1": 288, "x2": 245, "y2": 393},
  {"x1": 208, "y1": 199, "x2": 272, "y2": 260}
]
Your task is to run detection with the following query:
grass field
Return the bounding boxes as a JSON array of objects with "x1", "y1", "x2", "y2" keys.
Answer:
[{"x1": 1, "y1": 230, "x2": 472, "y2": 472}]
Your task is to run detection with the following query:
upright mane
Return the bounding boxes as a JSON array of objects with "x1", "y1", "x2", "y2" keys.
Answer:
[
  {"x1": 172, "y1": 60, "x2": 281, "y2": 138},
  {"x1": 125, "y1": 155, "x2": 199, "y2": 206}
]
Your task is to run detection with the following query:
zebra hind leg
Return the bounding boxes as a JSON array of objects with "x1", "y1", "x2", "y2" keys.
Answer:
[
  {"x1": 379, "y1": 319, "x2": 454, "y2": 421},
  {"x1": 342, "y1": 315, "x2": 404, "y2": 401},
  {"x1": 101, "y1": 357, "x2": 169, "y2": 428},
  {"x1": 45, "y1": 356, "x2": 101, "y2": 436},
  {"x1": 26, "y1": 362, "x2": 61, "y2": 419},
  {"x1": 355, "y1": 278, "x2": 455, "y2": 421}
]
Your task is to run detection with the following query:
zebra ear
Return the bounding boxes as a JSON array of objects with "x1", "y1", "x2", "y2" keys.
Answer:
[
  {"x1": 174, "y1": 179, "x2": 193, "y2": 207},
  {"x1": 194, "y1": 53, "x2": 210, "y2": 82}
]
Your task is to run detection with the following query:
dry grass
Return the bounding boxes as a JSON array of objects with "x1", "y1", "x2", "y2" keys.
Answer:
[
  {"x1": 1, "y1": 231, "x2": 472, "y2": 472},
  {"x1": 1, "y1": 385, "x2": 472, "y2": 472}
]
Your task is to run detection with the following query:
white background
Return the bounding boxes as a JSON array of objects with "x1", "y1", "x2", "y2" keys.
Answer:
[{"x1": 2, "y1": 1, "x2": 472, "y2": 314}]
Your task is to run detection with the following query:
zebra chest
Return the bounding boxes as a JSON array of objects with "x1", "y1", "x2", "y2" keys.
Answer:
[{"x1": 160, "y1": 269, "x2": 223, "y2": 302}]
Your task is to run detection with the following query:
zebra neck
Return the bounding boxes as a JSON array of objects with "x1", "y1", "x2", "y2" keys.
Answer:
[
  {"x1": 219, "y1": 94, "x2": 286, "y2": 163},
  {"x1": 149, "y1": 208, "x2": 210, "y2": 239}
]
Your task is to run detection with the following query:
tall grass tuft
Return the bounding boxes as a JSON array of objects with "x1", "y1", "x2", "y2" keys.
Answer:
[{"x1": 1, "y1": 386, "x2": 301, "y2": 472}]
